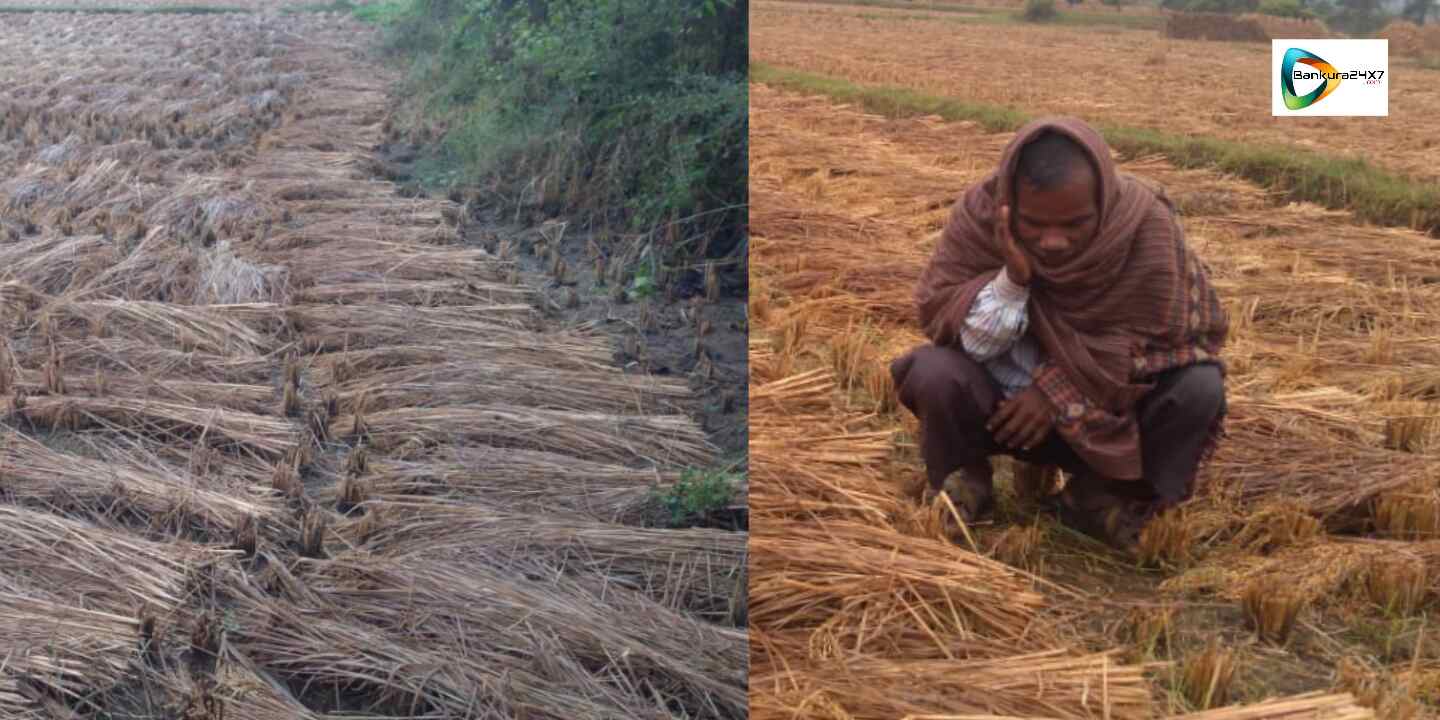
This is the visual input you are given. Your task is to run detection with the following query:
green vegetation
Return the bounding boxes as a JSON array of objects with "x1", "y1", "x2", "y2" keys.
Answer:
[
  {"x1": 1022, "y1": 0, "x2": 1059, "y2": 22},
  {"x1": 351, "y1": 0, "x2": 404, "y2": 22},
  {"x1": 1326, "y1": 0, "x2": 1388, "y2": 34},
  {"x1": 753, "y1": 64, "x2": 1440, "y2": 236},
  {"x1": 367, "y1": 0, "x2": 747, "y2": 265},
  {"x1": 1256, "y1": 0, "x2": 1314, "y2": 17},
  {"x1": 655, "y1": 468, "x2": 739, "y2": 527},
  {"x1": 1160, "y1": 0, "x2": 1257, "y2": 12}
]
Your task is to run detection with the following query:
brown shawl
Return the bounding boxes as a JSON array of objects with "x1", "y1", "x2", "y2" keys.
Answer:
[{"x1": 915, "y1": 116, "x2": 1228, "y2": 481}]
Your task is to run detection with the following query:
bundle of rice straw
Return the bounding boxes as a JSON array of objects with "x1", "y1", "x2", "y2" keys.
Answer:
[
  {"x1": 751, "y1": 647, "x2": 1154, "y2": 720},
  {"x1": 18, "y1": 338, "x2": 276, "y2": 385},
  {"x1": 292, "y1": 277, "x2": 532, "y2": 307},
  {"x1": 0, "y1": 584, "x2": 140, "y2": 714},
  {"x1": 0, "y1": 429, "x2": 283, "y2": 532},
  {"x1": 68, "y1": 227, "x2": 200, "y2": 303},
  {"x1": 264, "y1": 211, "x2": 455, "y2": 245},
  {"x1": 343, "y1": 499, "x2": 745, "y2": 614},
  {"x1": 35, "y1": 299, "x2": 279, "y2": 356},
  {"x1": 0, "y1": 282, "x2": 43, "y2": 331},
  {"x1": 287, "y1": 302, "x2": 538, "y2": 351},
  {"x1": 750, "y1": 519, "x2": 1054, "y2": 651},
  {"x1": 330, "y1": 360, "x2": 691, "y2": 415},
  {"x1": 750, "y1": 369, "x2": 900, "y2": 523},
  {"x1": 1170, "y1": 691, "x2": 1373, "y2": 718},
  {"x1": 0, "y1": 504, "x2": 223, "y2": 612},
  {"x1": 0, "y1": 232, "x2": 114, "y2": 295},
  {"x1": 196, "y1": 239, "x2": 290, "y2": 304},
  {"x1": 331, "y1": 405, "x2": 711, "y2": 467},
  {"x1": 268, "y1": 239, "x2": 509, "y2": 284},
  {"x1": 11, "y1": 392, "x2": 298, "y2": 459},
  {"x1": 1203, "y1": 402, "x2": 1439, "y2": 521},
  {"x1": 304, "y1": 334, "x2": 617, "y2": 384},
  {"x1": 321, "y1": 444, "x2": 678, "y2": 520},
  {"x1": 230, "y1": 552, "x2": 746, "y2": 719},
  {"x1": 15, "y1": 370, "x2": 277, "y2": 415},
  {"x1": 144, "y1": 175, "x2": 280, "y2": 244}
]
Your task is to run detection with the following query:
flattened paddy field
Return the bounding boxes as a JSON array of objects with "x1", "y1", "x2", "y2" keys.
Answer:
[
  {"x1": 0, "y1": 10, "x2": 745, "y2": 718},
  {"x1": 749, "y1": 6, "x2": 1440, "y2": 713},
  {"x1": 753, "y1": 1, "x2": 1440, "y2": 223}
]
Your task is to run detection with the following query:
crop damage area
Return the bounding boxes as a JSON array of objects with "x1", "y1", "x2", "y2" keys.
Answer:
[{"x1": 0, "y1": 10, "x2": 746, "y2": 719}]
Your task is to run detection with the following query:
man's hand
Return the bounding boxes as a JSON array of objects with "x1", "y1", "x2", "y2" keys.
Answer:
[
  {"x1": 988, "y1": 385, "x2": 1056, "y2": 451},
  {"x1": 997, "y1": 204, "x2": 1032, "y2": 287}
]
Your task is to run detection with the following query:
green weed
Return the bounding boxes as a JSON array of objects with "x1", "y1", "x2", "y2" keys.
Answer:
[
  {"x1": 752, "y1": 64, "x2": 1440, "y2": 236},
  {"x1": 655, "y1": 468, "x2": 738, "y2": 527}
]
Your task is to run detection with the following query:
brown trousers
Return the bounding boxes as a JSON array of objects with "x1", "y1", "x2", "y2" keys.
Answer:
[{"x1": 890, "y1": 344, "x2": 1225, "y2": 508}]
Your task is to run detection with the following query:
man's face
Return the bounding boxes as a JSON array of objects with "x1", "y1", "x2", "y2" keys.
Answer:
[{"x1": 1012, "y1": 167, "x2": 1100, "y2": 269}]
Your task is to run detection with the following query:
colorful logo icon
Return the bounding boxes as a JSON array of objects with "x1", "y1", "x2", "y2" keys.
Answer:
[{"x1": 1281, "y1": 47, "x2": 1341, "y2": 110}]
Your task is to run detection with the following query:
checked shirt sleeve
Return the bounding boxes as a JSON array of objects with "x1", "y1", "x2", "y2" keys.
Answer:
[
  {"x1": 1033, "y1": 360, "x2": 1088, "y2": 424},
  {"x1": 959, "y1": 267, "x2": 1030, "y2": 362}
]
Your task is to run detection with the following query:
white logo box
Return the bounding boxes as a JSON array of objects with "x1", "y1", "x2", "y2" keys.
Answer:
[{"x1": 1271, "y1": 39, "x2": 1388, "y2": 117}]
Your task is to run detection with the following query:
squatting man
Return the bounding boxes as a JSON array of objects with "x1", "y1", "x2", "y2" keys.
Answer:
[{"x1": 889, "y1": 116, "x2": 1230, "y2": 552}]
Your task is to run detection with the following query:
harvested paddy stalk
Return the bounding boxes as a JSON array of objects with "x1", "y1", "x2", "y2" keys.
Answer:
[
  {"x1": 260, "y1": 218, "x2": 458, "y2": 251},
  {"x1": 1364, "y1": 556, "x2": 1428, "y2": 616},
  {"x1": 1242, "y1": 577, "x2": 1307, "y2": 645},
  {"x1": 329, "y1": 405, "x2": 710, "y2": 467},
  {"x1": 292, "y1": 278, "x2": 533, "y2": 307},
  {"x1": 1180, "y1": 640, "x2": 1240, "y2": 710},
  {"x1": 286, "y1": 303, "x2": 538, "y2": 352},
  {"x1": 330, "y1": 361, "x2": 690, "y2": 415},
  {"x1": 303, "y1": 334, "x2": 616, "y2": 384},
  {"x1": 0, "y1": 232, "x2": 114, "y2": 295},
  {"x1": 324, "y1": 444, "x2": 679, "y2": 520},
  {"x1": 12, "y1": 395, "x2": 298, "y2": 459},
  {"x1": 0, "y1": 588, "x2": 142, "y2": 715},
  {"x1": 750, "y1": 646, "x2": 1154, "y2": 720},
  {"x1": 1172, "y1": 691, "x2": 1374, "y2": 719},
  {"x1": 19, "y1": 338, "x2": 276, "y2": 385},
  {"x1": 0, "y1": 504, "x2": 220, "y2": 611},
  {"x1": 0, "y1": 429, "x2": 283, "y2": 532},
  {"x1": 35, "y1": 299, "x2": 279, "y2": 356},
  {"x1": 230, "y1": 552, "x2": 746, "y2": 719},
  {"x1": 15, "y1": 370, "x2": 277, "y2": 415},
  {"x1": 269, "y1": 239, "x2": 510, "y2": 284},
  {"x1": 750, "y1": 520, "x2": 1055, "y2": 651},
  {"x1": 341, "y1": 500, "x2": 745, "y2": 614},
  {"x1": 1373, "y1": 488, "x2": 1440, "y2": 539}
]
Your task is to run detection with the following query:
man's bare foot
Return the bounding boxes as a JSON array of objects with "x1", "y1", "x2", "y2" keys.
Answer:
[
  {"x1": 1011, "y1": 462, "x2": 1059, "y2": 508},
  {"x1": 1056, "y1": 473, "x2": 1149, "y2": 554},
  {"x1": 927, "y1": 468, "x2": 994, "y2": 523}
]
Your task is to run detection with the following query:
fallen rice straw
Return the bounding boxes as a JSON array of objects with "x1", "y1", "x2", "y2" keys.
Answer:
[{"x1": 330, "y1": 405, "x2": 711, "y2": 467}]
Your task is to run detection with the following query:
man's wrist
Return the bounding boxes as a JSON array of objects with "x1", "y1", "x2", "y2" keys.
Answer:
[{"x1": 995, "y1": 267, "x2": 1030, "y2": 301}]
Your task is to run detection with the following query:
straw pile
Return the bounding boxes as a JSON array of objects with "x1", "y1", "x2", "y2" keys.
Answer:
[
  {"x1": 1239, "y1": 13, "x2": 1338, "y2": 40},
  {"x1": 1380, "y1": 20, "x2": 1440, "y2": 60},
  {"x1": 341, "y1": 500, "x2": 745, "y2": 614},
  {"x1": 0, "y1": 428, "x2": 283, "y2": 532},
  {"x1": 286, "y1": 302, "x2": 539, "y2": 351},
  {"x1": 319, "y1": 444, "x2": 679, "y2": 519},
  {"x1": 328, "y1": 360, "x2": 691, "y2": 414},
  {"x1": 331, "y1": 405, "x2": 711, "y2": 465},
  {"x1": 1164, "y1": 12, "x2": 1270, "y2": 42},
  {"x1": 0, "y1": 10, "x2": 739, "y2": 718},
  {"x1": 748, "y1": 80, "x2": 1440, "y2": 715},
  {"x1": 228, "y1": 550, "x2": 746, "y2": 719},
  {"x1": 1172, "y1": 692, "x2": 1374, "y2": 719}
]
